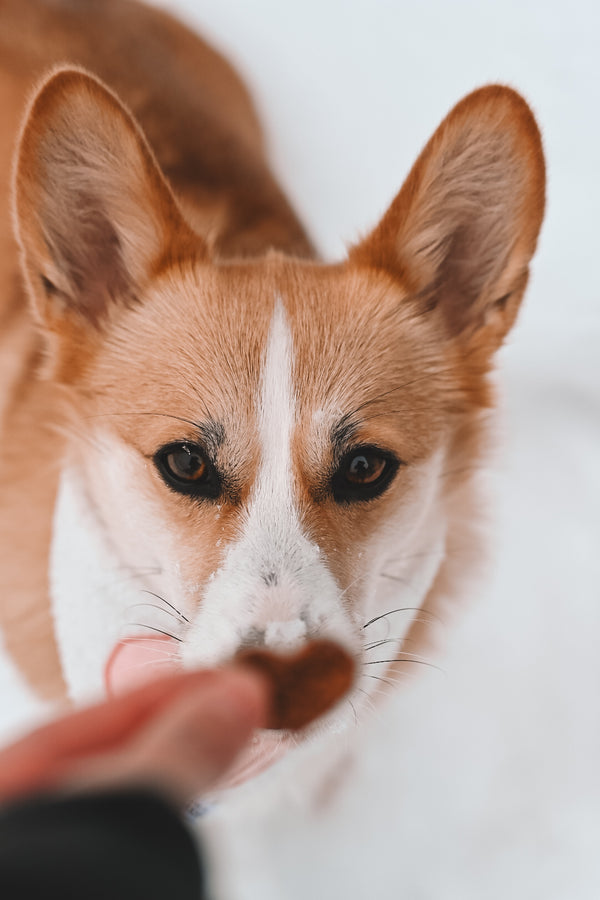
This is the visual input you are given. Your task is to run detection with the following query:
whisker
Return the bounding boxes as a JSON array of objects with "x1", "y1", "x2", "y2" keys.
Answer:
[
  {"x1": 364, "y1": 637, "x2": 415, "y2": 651},
  {"x1": 127, "y1": 602, "x2": 183, "y2": 624},
  {"x1": 363, "y1": 607, "x2": 438, "y2": 630},
  {"x1": 363, "y1": 658, "x2": 442, "y2": 672},
  {"x1": 113, "y1": 636, "x2": 182, "y2": 662},
  {"x1": 358, "y1": 406, "x2": 443, "y2": 424},
  {"x1": 51, "y1": 420, "x2": 110, "y2": 455},
  {"x1": 141, "y1": 590, "x2": 190, "y2": 623},
  {"x1": 390, "y1": 550, "x2": 445, "y2": 563},
  {"x1": 378, "y1": 572, "x2": 412, "y2": 585},
  {"x1": 85, "y1": 411, "x2": 207, "y2": 431},
  {"x1": 124, "y1": 655, "x2": 181, "y2": 671},
  {"x1": 126, "y1": 623, "x2": 183, "y2": 642},
  {"x1": 361, "y1": 671, "x2": 409, "y2": 688},
  {"x1": 361, "y1": 673, "x2": 396, "y2": 688},
  {"x1": 347, "y1": 699, "x2": 358, "y2": 727},
  {"x1": 117, "y1": 566, "x2": 163, "y2": 579},
  {"x1": 344, "y1": 372, "x2": 443, "y2": 420},
  {"x1": 338, "y1": 570, "x2": 367, "y2": 602},
  {"x1": 115, "y1": 634, "x2": 179, "y2": 651}
]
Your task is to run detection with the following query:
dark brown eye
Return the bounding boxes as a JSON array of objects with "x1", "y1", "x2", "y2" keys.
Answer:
[
  {"x1": 332, "y1": 445, "x2": 400, "y2": 504},
  {"x1": 345, "y1": 452, "x2": 387, "y2": 485},
  {"x1": 165, "y1": 446, "x2": 206, "y2": 482},
  {"x1": 155, "y1": 442, "x2": 220, "y2": 499}
]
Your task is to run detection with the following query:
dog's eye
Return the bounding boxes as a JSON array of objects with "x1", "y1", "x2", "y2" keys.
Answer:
[
  {"x1": 332, "y1": 446, "x2": 399, "y2": 503},
  {"x1": 164, "y1": 445, "x2": 206, "y2": 481},
  {"x1": 345, "y1": 453, "x2": 386, "y2": 484},
  {"x1": 154, "y1": 442, "x2": 220, "y2": 498}
]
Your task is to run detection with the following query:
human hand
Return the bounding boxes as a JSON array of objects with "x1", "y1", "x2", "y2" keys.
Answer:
[{"x1": 0, "y1": 666, "x2": 269, "y2": 807}]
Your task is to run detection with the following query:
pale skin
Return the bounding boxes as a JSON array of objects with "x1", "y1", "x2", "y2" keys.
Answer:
[{"x1": 0, "y1": 666, "x2": 269, "y2": 807}]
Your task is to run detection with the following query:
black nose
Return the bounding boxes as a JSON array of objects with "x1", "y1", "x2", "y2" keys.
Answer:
[{"x1": 235, "y1": 640, "x2": 355, "y2": 731}]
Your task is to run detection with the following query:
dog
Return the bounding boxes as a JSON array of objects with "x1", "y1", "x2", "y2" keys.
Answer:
[{"x1": 0, "y1": 0, "x2": 545, "y2": 785}]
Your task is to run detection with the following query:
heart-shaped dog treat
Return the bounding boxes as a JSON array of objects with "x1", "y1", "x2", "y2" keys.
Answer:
[{"x1": 236, "y1": 640, "x2": 355, "y2": 731}]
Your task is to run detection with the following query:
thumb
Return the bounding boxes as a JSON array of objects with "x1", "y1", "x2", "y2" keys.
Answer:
[{"x1": 65, "y1": 667, "x2": 270, "y2": 804}]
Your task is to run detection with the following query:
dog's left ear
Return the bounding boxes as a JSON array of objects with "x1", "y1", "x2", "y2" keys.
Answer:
[
  {"x1": 350, "y1": 85, "x2": 545, "y2": 353},
  {"x1": 13, "y1": 66, "x2": 201, "y2": 373}
]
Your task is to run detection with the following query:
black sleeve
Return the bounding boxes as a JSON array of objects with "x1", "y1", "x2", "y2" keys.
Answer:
[{"x1": 0, "y1": 787, "x2": 205, "y2": 900}]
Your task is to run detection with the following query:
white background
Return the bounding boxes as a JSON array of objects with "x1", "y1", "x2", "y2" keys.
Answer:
[{"x1": 1, "y1": 1, "x2": 599, "y2": 897}]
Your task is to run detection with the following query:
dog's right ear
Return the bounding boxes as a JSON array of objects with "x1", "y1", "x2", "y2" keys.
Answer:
[
  {"x1": 349, "y1": 85, "x2": 545, "y2": 357},
  {"x1": 13, "y1": 67, "x2": 202, "y2": 371}
]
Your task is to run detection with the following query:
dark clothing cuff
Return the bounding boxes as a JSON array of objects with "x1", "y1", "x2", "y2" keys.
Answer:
[{"x1": 0, "y1": 787, "x2": 204, "y2": 900}]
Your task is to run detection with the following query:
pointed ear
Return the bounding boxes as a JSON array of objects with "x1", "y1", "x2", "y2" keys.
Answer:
[
  {"x1": 350, "y1": 85, "x2": 545, "y2": 351},
  {"x1": 13, "y1": 67, "x2": 201, "y2": 345}
]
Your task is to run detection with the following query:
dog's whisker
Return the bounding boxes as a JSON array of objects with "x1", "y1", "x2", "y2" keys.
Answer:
[
  {"x1": 361, "y1": 670, "x2": 409, "y2": 687},
  {"x1": 123, "y1": 654, "x2": 181, "y2": 670},
  {"x1": 343, "y1": 371, "x2": 444, "y2": 421},
  {"x1": 50, "y1": 421, "x2": 109, "y2": 455},
  {"x1": 368, "y1": 613, "x2": 437, "y2": 632},
  {"x1": 363, "y1": 637, "x2": 415, "y2": 651},
  {"x1": 380, "y1": 549, "x2": 446, "y2": 564},
  {"x1": 355, "y1": 687, "x2": 377, "y2": 711},
  {"x1": 126, "y1": 602, "x2": 183, "y2": 624},
  {"x1": 363, "y1": 657, "x2": 442, "y2": 672},
  {"x1": 126, "y1": 622, "x2": 183, "y2": 642},
  {"x1": 84, "y1": 410, "x2": 208, "y2": 431},
  {"x1": 347, "y1": 698, "x2": 359, "y2": 727},
  {"x1": 362, "y1": 606, "x2": 439, "y2": 630},
  {"x1": 338, "y1": 570, "x2": 367, "y2": 602},
  {"x1": 116, "y1": 634, "x2": 176, "y2": 645},
  {"x1": 116, "y1": 566, "x2": 163, "y2": 580},
  {"x1": 376, "y1": 572, "x2": 429, "y2": 602},
  {"x1": 359, "y1": 406, "x2": 445, "y2": 423},
  {"x1": 116, "y1": 644, "x2": 181, "y2": 662},
  {"x1": 140, "y1": 589, "x2": 190, "y2": 623},
  {"x1": 360, "y1": 673, "x2": 397, "y2": 688},
  {"x1": 377, "y1": 571, "x2": 413, "y2": 586}
]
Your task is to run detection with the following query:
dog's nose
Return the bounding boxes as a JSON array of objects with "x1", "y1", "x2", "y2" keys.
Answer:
[{"x1": 235, "y1": 639, "x2": 355, "y2": 731}]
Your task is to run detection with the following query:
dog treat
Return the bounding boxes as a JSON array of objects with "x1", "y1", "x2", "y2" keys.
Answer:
[
  {"x1": 236, "y1": 640, "x2": 355, "y2": 731},
  {"x1": 106, "y1": 636, "x2": 354, "y2": 732}
]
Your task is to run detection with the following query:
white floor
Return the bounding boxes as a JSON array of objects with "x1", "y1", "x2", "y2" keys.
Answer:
[{"x1": 2, "y1": 1, "x2": 599, "y2": 897}]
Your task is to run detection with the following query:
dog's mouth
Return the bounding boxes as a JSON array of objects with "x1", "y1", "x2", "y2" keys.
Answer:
[{"x1": 105, "y1": 635, "x2": 355, "y2": 787}]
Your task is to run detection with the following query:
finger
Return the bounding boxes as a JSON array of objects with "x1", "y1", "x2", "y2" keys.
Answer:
[{"x1": 62, "y1": 668, "x2": 270, "y2": 804}]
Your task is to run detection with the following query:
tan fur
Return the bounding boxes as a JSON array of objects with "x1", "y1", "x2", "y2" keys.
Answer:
[{"x1": 0, "y1": 0, "x2": 545, "y2": 711}]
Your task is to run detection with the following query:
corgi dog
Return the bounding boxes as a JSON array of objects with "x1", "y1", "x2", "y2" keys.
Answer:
[{"x1": 0, "y1": 0, "x2": 544, "y2": 784}]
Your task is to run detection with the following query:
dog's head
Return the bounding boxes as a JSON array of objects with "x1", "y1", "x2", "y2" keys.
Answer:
[{"x1": 13, "y1": 69, "x2": 545, "y2": 769}]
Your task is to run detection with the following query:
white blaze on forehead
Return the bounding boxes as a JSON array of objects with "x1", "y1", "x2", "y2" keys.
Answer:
[
  {"x1": 256, "y1": 296, "x2": 296, "y2": 514},
  {"x1": 235, "y1": 295, "x2": 305, "y2": 582}
]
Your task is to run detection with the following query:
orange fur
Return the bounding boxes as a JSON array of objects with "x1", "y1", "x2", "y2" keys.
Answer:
[{"x1": 0, "y1": 0, "x2": 544, "y2": 726}]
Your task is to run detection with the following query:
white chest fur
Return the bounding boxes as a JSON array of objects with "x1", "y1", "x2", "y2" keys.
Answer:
[{"x1": 49, "y1": 466, "x2": 148, "y2": 702}]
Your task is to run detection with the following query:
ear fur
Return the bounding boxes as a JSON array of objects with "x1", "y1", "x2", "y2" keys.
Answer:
[
  {"x1": 350, "y1": 85, "x2": 545, "y2": 352},
  {"x1": 13, "y1": 67, "x2": 200, "y2": 343}
]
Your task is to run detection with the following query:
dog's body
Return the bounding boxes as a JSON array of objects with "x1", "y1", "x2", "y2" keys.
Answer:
[{"x1": 0, "y1": 0, "x2": 544, "y2": 777}]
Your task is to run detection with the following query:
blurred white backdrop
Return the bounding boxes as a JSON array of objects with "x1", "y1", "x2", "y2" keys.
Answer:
[{"x1": 1, "y1": 1, "x2": 599, "y2": 897}]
